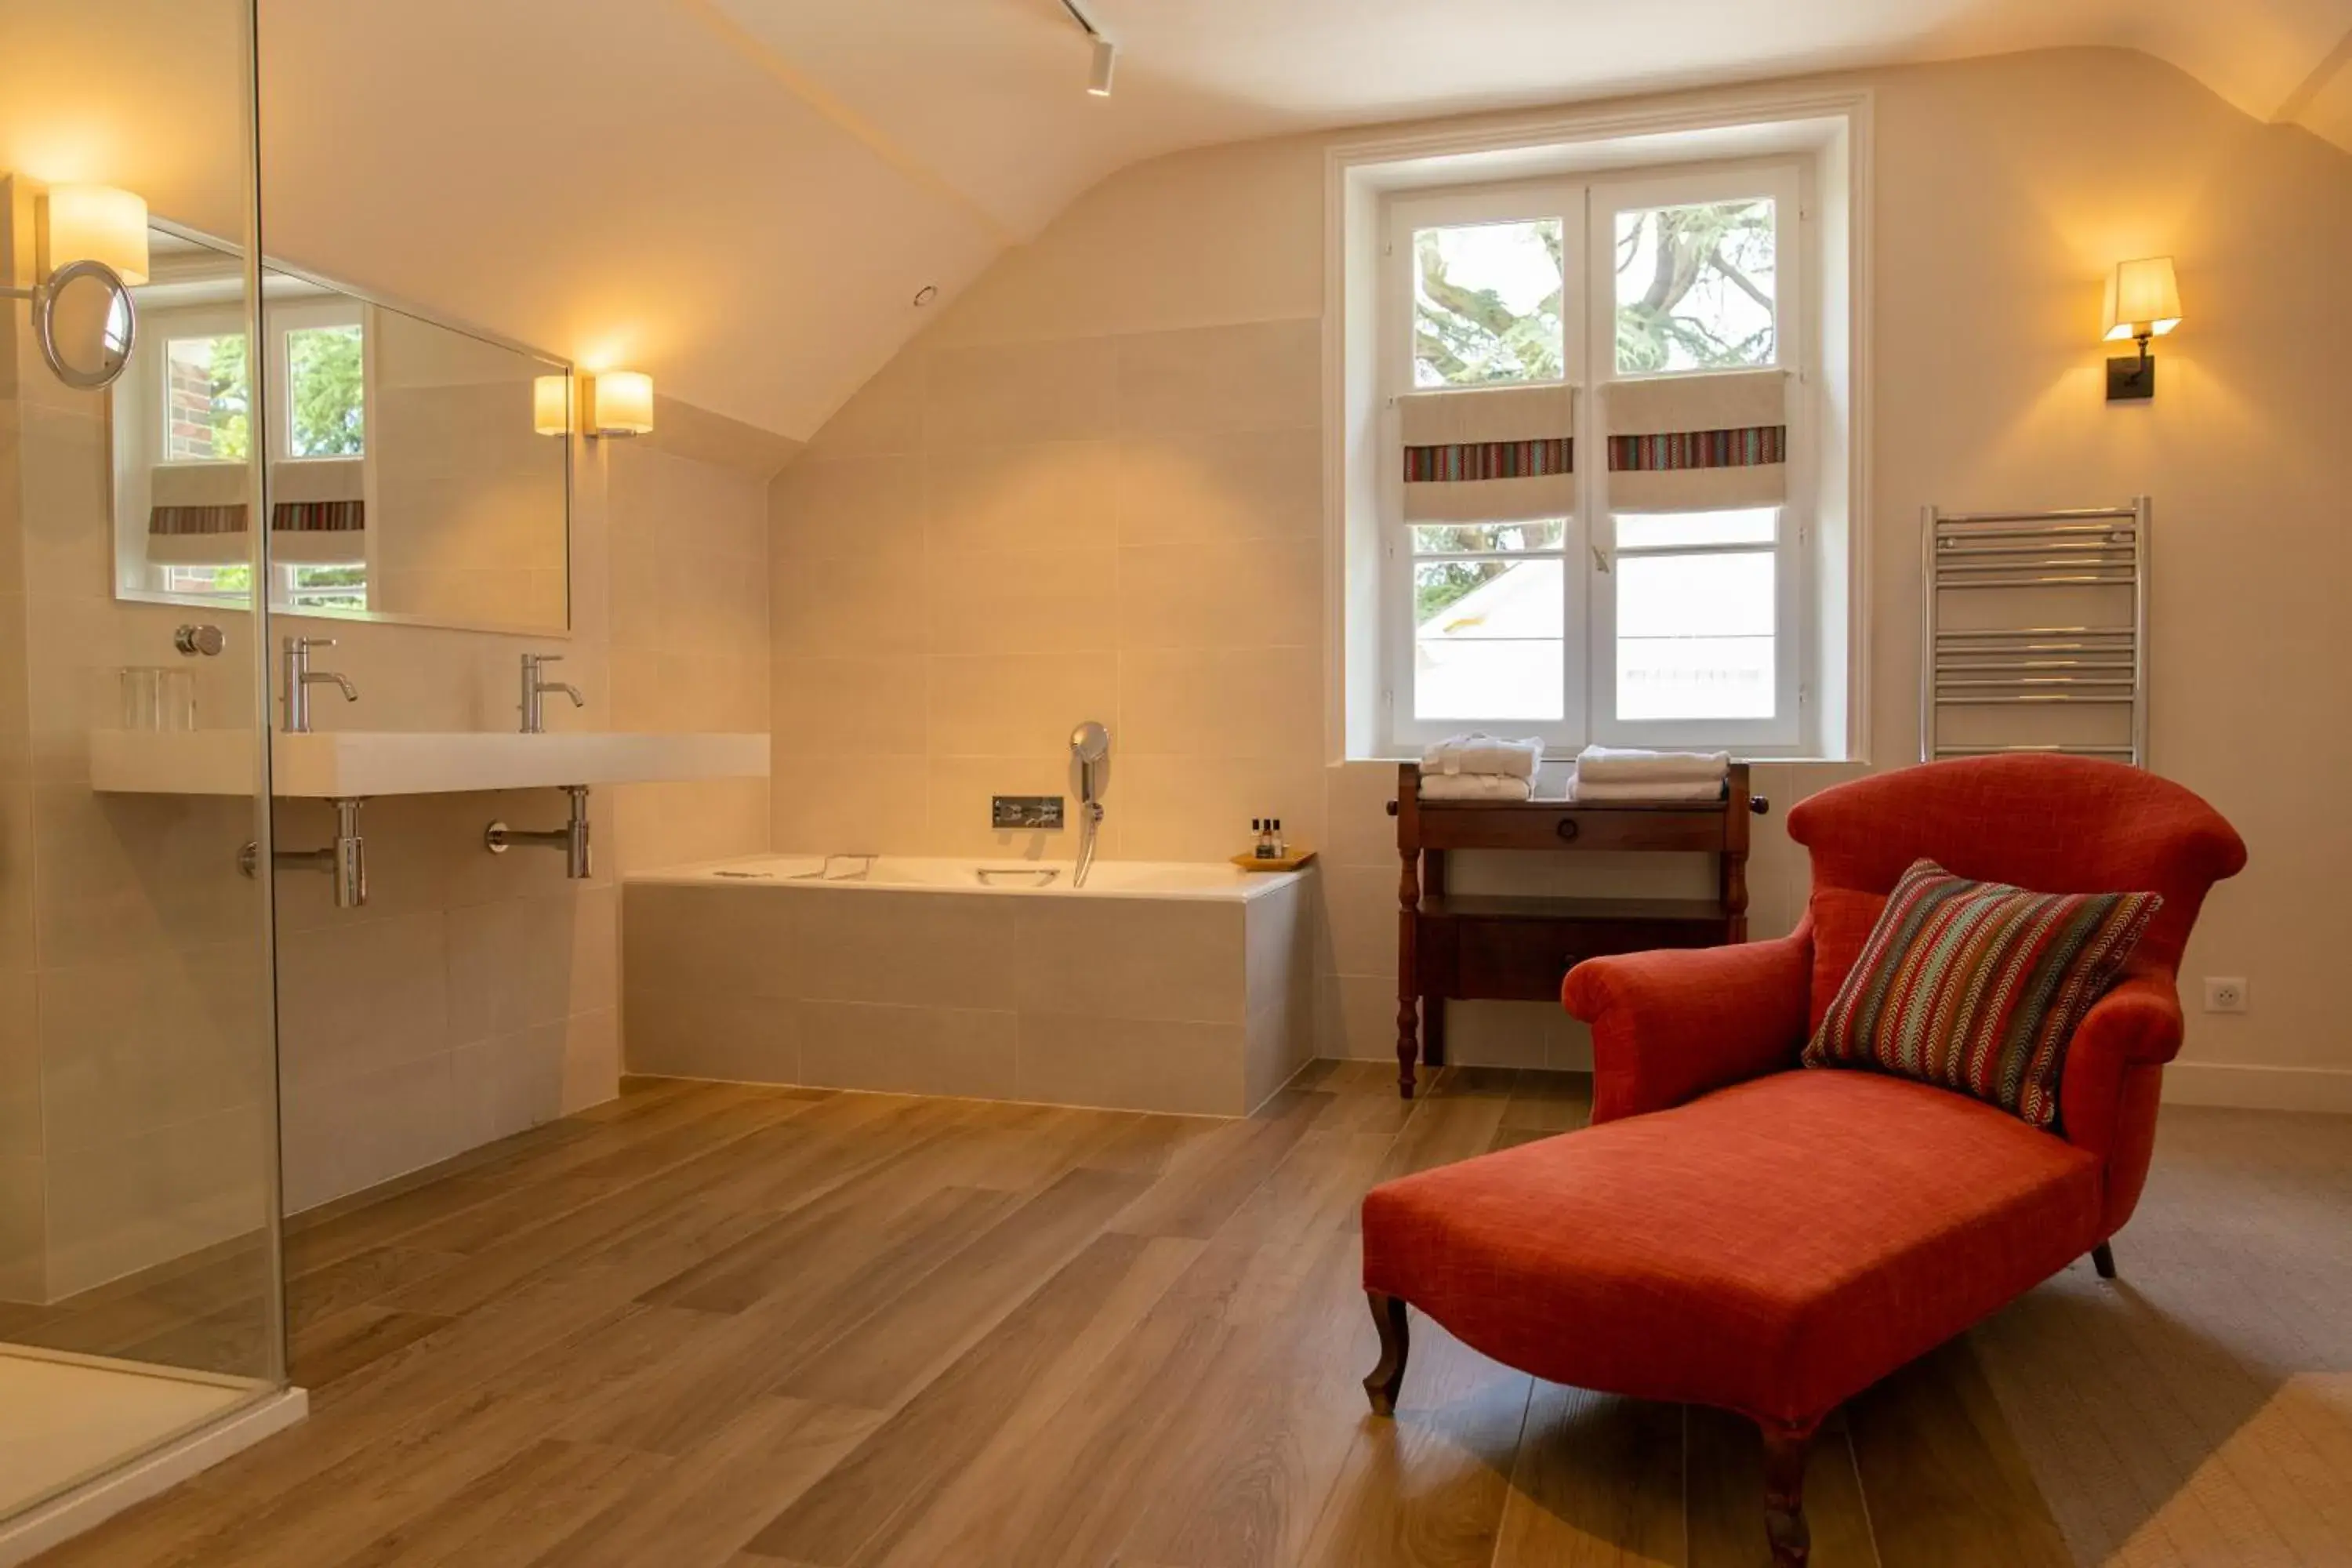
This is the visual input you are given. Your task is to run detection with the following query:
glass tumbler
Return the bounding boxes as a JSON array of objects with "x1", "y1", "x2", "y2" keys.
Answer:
[
  {"x1": 118, "y1": 666, "x2": 164, "y2": 731},
  {"x1": 158, "y1": 667, "x2": 197, "y2": 731}
]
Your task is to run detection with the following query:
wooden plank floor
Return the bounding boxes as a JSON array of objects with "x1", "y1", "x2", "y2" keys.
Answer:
[{"x1": 19, "y1": 1062, "x2": 2296, "y2": 1568}]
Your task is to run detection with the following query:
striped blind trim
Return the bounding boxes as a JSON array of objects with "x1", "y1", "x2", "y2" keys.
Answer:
[
  {"x1": 1606, "y1": 424, "x2": 1785, "y2": 474},
  {"x1": 1403, "y1": 437, "x2": 1573, "y2": 485},
  {"x1": 150, "y1": 504, "x2": 249, "y2": 537},
  {"x1": 270, "y1": 500, "x2": 365, "y2": 534}
]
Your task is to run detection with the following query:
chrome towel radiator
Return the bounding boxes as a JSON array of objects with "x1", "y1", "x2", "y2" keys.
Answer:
[{"x1": 1920, "y1": 498, "x2": 2149, "y2": 767}]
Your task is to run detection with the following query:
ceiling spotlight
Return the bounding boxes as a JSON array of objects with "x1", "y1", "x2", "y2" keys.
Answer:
[
  {"x1": 1062, "y1": 0, "x2": 1115, "y2": 97},
  {"x1": 912, "y1": 285, "x2": 938, "y2": 307}
]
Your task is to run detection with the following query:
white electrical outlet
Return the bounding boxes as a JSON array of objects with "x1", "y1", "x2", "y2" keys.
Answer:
[{"x1": 2203, "y1": 977, "x2": 2249, "y2": 1014}]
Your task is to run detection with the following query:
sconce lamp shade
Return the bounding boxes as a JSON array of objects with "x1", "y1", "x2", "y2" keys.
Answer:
[
  {"x1": 45, "y1": 185, "x2": 149, "y2": 285},
  {"x1": 590, "y1": 370, "x2": 654, "y2": 436},
  {"x1": 2103, "y1": 256, "x2": 2182, "y2": 342},
  {"x1": 532, "y1": 374, "x2": 573, "y2": 436}
]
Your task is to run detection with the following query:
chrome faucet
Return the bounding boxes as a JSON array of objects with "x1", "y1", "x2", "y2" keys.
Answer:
[
  {"x1": 520, "y1": 653, "x2": 584, "y2": 734},
  {"x1": 281, "y1": 636, "x2": 358, "y2": 734}
]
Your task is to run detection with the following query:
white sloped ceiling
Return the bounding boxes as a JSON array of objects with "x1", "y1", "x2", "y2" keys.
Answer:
[{"x1": 250, "y1": 0, "x2": 2352, "y2": 439}]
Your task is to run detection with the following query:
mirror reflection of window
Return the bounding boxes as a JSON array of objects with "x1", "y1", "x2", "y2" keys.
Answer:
[
  {"x1": 285, "y1": 324, "x2": 365, "y2": 458},
  {"x1": 163, "y1": 335, "x2": 249, "y2": 461},
  {"x1": 110, "y1": 223, "x2": 572, "y2": 633}
]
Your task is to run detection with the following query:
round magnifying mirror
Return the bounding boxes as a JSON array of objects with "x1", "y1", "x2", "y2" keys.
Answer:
[{"x1": 34, "y1": 258, "x2": 138, "y2": 390}]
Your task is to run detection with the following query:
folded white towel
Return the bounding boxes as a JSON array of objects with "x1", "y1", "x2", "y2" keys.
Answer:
[
  {"x1": 1573, "y1": 745, "x2": 1729, "y2": 785},
  {"x1": 1566, "y1": 775, "x2": 1726, "y2": 804},
  {"x1": 1418, "y1": 773, "x2": 1535, "y2": 802},
  {"x1": 1421, "y1": 733, "x2": 1543, "y2": 780}
]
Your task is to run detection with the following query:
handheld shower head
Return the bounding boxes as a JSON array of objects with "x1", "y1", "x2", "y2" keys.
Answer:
[{"x1": 1070, "y1": 720, "x2": 1110, "y2": 807}]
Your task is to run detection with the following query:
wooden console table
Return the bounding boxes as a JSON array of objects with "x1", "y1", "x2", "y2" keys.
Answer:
[{"x1": 1386, "y1": 761, "x2": 1769, "y2": 1098}]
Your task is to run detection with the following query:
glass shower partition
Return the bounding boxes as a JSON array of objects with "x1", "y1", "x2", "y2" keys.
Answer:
[{"x1": 0, "y1": 0, "x2": 293, "y2": 1541}]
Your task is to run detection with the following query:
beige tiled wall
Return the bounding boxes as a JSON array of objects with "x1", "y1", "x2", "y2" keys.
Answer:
[
  {"x1": 0, "y1": 189, "x2": 787, "y2": 1298},
  {"x1": 764, "y1": 189, "x2": 1860, "y2": 1075},
  {"x1": 768, "y1": 318, "x2": 1324, "y2": 866},
  {"x1": 606, "y1": 432, "x2": 775, "y2": 875},
  {"x1": 270, "y1": 415, "x2": 782, "y2": 1218},
  {"x1": 0, "y1": 174, "x2": 278, "y2": 1301},
  {"x1": 765, "y1": 307, "x2": 1634, "y2": 1072}
]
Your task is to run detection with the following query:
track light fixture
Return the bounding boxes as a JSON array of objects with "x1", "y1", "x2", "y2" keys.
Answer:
[{"x1": 1061, "y1": 0, "x2": 1115, "y2": 97}]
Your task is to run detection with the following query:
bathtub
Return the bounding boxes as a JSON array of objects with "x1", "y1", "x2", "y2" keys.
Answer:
[
  {"x1": 640, "y1": 852, "x2": 1296, "y2": 899},
  {"x1": 622, "y1": 855, "x2": 1316, "y2": 1116}
]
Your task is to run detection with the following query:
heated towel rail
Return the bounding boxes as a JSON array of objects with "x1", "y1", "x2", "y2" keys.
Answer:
[{"x1": 1920, "y1": 498, "x2": 2149, "y2": 767}]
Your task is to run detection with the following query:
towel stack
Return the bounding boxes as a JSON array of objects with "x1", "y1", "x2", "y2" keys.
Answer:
[
  {"x1": 1419, "y1": 734, "x2": 1543, "y2": 801},
  {"x1": 1567, "y1": 746, "x2": 1729, "y2": 803}
]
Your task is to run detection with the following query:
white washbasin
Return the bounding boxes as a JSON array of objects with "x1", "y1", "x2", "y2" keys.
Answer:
[{"x1": 89, "y1": 728, "x2": 770, "y2": 798}]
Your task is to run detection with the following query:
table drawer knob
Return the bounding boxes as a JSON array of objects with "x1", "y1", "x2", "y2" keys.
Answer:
[{"x1": 1555, "y1": 817, "x2": 1581, "y2": 842}]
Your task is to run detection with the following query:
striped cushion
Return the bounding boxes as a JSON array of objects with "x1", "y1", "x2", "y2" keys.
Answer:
[{"x1": 1800, "y1": 859, "x2": 2161, "y2": 1130}]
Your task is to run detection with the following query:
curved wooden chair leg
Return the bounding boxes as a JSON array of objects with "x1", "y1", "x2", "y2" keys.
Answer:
[
  {"x1": 1762, "y1": 1421, "x2": 1817, "y2": 1566},
  {"x1": 2091, "y1": 1240, "x2": 2117, "y2": 1279},
  {"x1": 1363, "y1": 1291, "x2": 1410, "y2": 1416}
]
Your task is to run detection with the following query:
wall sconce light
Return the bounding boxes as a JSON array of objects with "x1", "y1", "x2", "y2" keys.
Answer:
[
  {"x1": 586, "y1": 370, "x2": 654, "y2": 437},
  {"x1": 545, "y1": 371, "x2": 655, "y2": 438},
  {"x1": 532, "y1": 374, "x2": 573, "y2": 436},
  {"x1": 2103, "y1": 256, "x2": 2182, "y2": 402},
  {"x1": 42, "y1": 184, "x2": 151, "y2": 285}
]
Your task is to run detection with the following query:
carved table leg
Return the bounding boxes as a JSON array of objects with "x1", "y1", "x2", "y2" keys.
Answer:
[
  {"x1": 1396, "y1": 845, "x2": 1420, "y2": 1099},
  {"x1": 2092, "y1": 1240, "x2": 2117, "y2": 1279},
  {"x1": 1363, "y1": 1291, "x2": 1410, "y2": 1416},
  {"x1": 1762, "y1": 1421, "x2": 1817, "y2": 1566}
]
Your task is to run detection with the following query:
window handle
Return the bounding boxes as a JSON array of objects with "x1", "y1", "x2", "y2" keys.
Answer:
[{"x1": 1592, "y1": 544, "x2": 1611, "y2": 575}]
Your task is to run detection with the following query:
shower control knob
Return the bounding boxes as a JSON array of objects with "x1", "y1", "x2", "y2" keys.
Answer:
[{"x1": 174, "y1": 623, "x2": 227, "y2": 657}]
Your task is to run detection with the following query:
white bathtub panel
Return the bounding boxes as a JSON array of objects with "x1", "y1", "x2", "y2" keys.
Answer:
[
  {"x1": 799, "y1": 1003, "x2": 1018, "y2": 1101},
  {"x1": 1243, "y1": 875, "x2": 1312, "y2": 1004},
  {"x1": 797, "y1": 892, "x2": 1018, "y2": 1011},
  {"x1": 622, "y1": 882, "x2": 802, "y2": 1000},
  {"x1": 1014, "y1": 1014, "x2": 1245, "y2": 1117},
  {"x1": 622, "y1": 988, "x2": 800, "y2": 1086},
  {"x1": 1011, "y1": 900, "x2": 1243, "y2": 1025}
]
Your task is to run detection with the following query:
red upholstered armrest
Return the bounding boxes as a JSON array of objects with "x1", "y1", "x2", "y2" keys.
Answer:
[
  {"x1": 1562, "y1": 925, "x2": 1814, "y2": 1123},
  {"x1": 2058, "y1": 965, "x2": 2183, "y2": 1154}
]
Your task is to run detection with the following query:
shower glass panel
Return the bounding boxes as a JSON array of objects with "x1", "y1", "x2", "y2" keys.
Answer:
[{"x1": 0, "y1": 0, "x2": 288, "y2": 1530}]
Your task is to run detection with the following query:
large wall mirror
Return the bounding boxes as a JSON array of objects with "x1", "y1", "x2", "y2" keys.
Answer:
[{"x1": 111, "y1": 224, "x2": 572, "y2": 633}]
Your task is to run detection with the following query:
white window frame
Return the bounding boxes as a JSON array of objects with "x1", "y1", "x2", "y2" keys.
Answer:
[
  {"x1": 1374, "y1": 158, "x2": 1812, "y2": 756},
  {"x1": 132, "y1": 295, "x2": 371, "y2": 608},
  {"x1": 1381, "y1": 180, "x2": 1588, "y2": 752},
  {"x1": 1588, "y1": 162, "x2": 1808, "y2": 751}
]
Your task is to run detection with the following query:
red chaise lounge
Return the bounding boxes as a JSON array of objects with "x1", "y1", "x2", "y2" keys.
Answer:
[{"x1": 1358, "y1": 757, "x2": 2246, "y2": 1565}]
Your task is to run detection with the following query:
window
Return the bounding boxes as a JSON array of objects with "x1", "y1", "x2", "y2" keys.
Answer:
[
  {"x1": 286, "y1": 323, "x2": 365, "y2": 456},
  {"x1": 1613, "y1": 198, "x2": 1777, "y2": 373},
  {"x1": 159, "y1": 561, "x2": 364, "y2": 611},
  {"x1": 1414, "y1": 219, "x2": 1566, "y2": 387},
  {"x1": 1377, "y1": 162, "x2": 1809, "y2": 753},
  {"x1": 164, "y1": 334, "x2": 250, "y2": 461},
  {"x1": 142, "y1": 307, "x2": 369, "y2": 612}
]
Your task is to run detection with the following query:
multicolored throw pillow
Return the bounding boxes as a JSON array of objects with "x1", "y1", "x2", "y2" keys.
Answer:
[{"x1": 1801, "y1": 859, "x2": 2161, "y2": 1130}]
